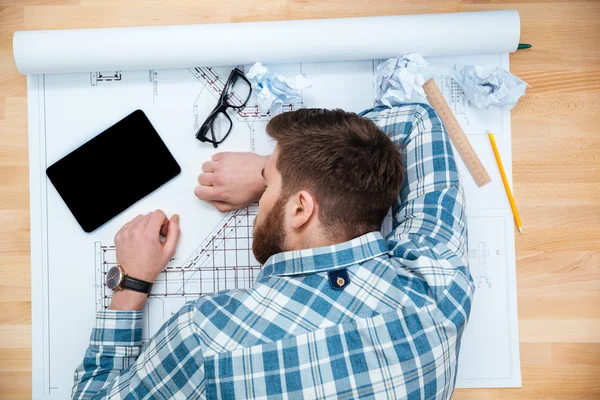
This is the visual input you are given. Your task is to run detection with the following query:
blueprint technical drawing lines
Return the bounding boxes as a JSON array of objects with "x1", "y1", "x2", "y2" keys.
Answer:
[
  {"x1": 469, "y1": 241, "x2": 493, "y2": 288},
  {"x1": 95, "y1": 205, "x2": 262, "y2": 310},
  {"x1": 90, "y1": 70, "x2": 122, "y2": 86}
]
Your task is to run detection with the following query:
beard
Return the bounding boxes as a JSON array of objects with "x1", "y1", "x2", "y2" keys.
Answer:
[{"x1": 252, "y1": 196, "x2": 287, "y2": 265}]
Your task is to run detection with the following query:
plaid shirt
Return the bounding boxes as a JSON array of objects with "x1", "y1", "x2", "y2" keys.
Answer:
[{"x1": 73, "y1": 104, "x2": 473, "y2": 399}]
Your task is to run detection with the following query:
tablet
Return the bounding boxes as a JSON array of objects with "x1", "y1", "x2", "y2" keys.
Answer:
[{"x1": 46, "y1": 110, "x2": 181, "y2": 233}]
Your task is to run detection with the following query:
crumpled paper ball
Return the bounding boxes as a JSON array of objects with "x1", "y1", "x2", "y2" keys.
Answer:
[
  {"x1": 453, "y1": 65, "x2": 529, "y2": 109},
  {"x1": 374, "y1": 54, "x2": 428, "y2": 107},
  {"x1": 246, "y1": 62, "x2": 311, "y2": 114}
]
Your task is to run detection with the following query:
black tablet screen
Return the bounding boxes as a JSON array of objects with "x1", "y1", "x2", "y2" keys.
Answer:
[{"x1": 46, "y1": 110, "x2": 181, "y2": 233}]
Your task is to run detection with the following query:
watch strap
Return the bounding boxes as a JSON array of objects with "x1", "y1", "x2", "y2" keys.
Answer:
[{"x1": 121, "y1": 275, "x2": 153, "y2": 294}]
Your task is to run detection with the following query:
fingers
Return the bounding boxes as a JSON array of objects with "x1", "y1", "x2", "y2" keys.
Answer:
[
  {"x1": 197, "y1": 173, "x2": 214, "y2": 186},
  {"x1": 213, "y1": 152, "x2": 237, "y2": 162},
  {"x1": 163, "y1": 214, "x2": 181, "y2": 257},
  {"x1": 146, "y1": 209, "x2": 168, "y2": 232},
  {"x1": 160, "y1": 220, "x2": 169, "y2": 237},
  {"x1": 194, "y1": 185, "x2": 223, "y2": 201},
  {"x1": 201, "y1": 160, "x2": 217, "y2": 173}
]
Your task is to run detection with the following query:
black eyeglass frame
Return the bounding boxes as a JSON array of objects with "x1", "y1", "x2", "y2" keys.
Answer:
[{"x1": 195, "y1": 68, "x2": 252, "y2": 148}]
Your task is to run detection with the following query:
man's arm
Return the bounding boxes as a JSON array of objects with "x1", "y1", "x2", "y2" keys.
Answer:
[
  {"x1": 360, "y1": 104, "x2": 472, "y2": 301},
  {"x1": 72, "y1": 211, "x2": 207, "y2": 399},
  {"x1": 72, "y1": 309, "x2": 142, "y2": 399},
  {"x1": 72, "y1": 303, "x2": 204, "y2": 399}
]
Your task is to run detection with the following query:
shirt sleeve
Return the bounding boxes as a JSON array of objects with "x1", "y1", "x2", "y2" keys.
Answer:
[
  {"x1": 360, "y1": 104, "x2": 471, "y2": 299},
  {"x1": 72, "y1": 302, "x2": 205, "y2": 399}
]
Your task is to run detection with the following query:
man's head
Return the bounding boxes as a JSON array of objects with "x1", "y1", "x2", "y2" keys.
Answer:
[{"x1": 252, "y1": 108, "x2": 404, "y2": 264}]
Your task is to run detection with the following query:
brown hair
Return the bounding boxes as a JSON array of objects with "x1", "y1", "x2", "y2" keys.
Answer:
[{"x1": 266, "y1": 108, "x2": 404, "y2": 240}]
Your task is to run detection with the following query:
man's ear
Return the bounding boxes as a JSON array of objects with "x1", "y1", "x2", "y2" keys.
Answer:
[{"x1": 290, "y1": 190, "x2": 316, "y2": 230}]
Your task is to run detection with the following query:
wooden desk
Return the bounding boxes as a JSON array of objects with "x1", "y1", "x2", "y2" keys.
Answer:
[{"x1": 1, "y1": 1, "x2": 598, "y2": 398}]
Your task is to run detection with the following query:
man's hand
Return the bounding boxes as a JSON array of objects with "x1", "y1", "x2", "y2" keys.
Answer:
[
  {"x1": 195, "y1": 152, "x2": 270, "y2": 212},
  {"x1": 110, "y1": 210, "x2": 180, "y2": 310}
]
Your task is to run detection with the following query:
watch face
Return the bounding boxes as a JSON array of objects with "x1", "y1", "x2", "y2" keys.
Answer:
[{"x1": 106, "y1": 266, "x2": 123, "y2": 290}]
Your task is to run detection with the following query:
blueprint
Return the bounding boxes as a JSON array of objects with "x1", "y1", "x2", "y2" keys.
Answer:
[{"x1": 28, "y1": 53, "x2": 520, "y2": 398}]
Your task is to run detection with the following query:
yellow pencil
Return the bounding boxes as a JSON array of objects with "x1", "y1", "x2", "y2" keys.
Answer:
[{"x1": 488, "y1": 133, "x2": 523, "y2": 234}]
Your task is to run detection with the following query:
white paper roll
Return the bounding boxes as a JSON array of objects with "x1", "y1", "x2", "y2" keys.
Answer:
[{"x1": 13, "y1": 10, "x2": 520, "y2": 75}]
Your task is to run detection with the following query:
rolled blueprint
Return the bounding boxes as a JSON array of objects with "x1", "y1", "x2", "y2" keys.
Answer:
[{"x1": 13, "y1": 10, "x2": 520, "y2": 75}]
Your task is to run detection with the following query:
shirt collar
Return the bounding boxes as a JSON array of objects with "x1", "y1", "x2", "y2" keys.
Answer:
[{"x1": 256, "y1": 231, "x2": 388, "y2": 281}]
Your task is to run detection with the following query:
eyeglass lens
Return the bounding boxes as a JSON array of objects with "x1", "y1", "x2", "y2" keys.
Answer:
[
  {"x1": 210, "y1": 112, "x2": 233, "y2": 143},
  {"x1": 225, "y1": 76, "x2": 252, "y2": 108}
]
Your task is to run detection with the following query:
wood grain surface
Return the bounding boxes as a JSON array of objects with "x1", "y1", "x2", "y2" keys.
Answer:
[{"x1": 1, "y1": 1, "x2": 599, "y2": 398}]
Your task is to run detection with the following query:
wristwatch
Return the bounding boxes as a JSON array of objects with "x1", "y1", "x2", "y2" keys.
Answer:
[{"x1": 105, "y1": 264, "x2": 153, "y2": 294}]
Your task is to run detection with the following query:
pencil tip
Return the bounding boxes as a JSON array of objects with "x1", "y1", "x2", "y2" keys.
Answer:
[{"x1": 518, "y1": 227, "x2": 523, "y2": 234}]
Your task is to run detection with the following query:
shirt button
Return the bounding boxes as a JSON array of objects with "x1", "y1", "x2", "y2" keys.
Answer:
[{"x1": 328, "y1": 268, "x2": 349, "y2": 290}]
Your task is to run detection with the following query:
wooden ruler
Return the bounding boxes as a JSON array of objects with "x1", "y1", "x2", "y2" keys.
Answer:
[{"x1": 422, "y1": 79, "x2": 491, "y2": 187}]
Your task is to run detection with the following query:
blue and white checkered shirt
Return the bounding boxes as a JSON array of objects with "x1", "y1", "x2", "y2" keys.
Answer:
[{"x1": 73, "y1": 104, "x2": 473, "y2": 399}]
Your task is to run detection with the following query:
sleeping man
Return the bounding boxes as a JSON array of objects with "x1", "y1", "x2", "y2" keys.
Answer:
[{"x1": 72, "y1": 104, "x2": 473, "y2": 399}]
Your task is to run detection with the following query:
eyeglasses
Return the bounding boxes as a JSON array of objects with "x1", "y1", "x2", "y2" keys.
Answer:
[{"x1": 195, "y1": 68, "x2": 252, "y2": 148}]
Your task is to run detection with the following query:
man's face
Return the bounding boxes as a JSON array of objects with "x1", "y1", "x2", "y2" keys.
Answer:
[{"x1": 252, "y1": 148, "x2": 287, "y2": 264}]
